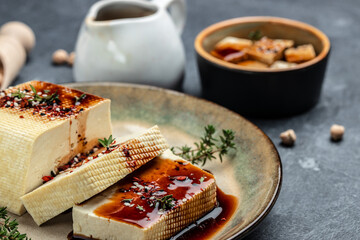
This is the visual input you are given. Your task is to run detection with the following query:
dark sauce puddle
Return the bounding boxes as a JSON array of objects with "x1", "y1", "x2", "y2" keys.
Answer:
[{"x1": 68, "y1": 186, "x2": 238, "y2": 240}]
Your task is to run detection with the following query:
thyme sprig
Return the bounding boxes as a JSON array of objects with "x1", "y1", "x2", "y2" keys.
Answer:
[
  {"x1": 11, "y1": 89, "x2": 25, "y2": 99},
  {"x1": 157, "y1": 195, "x2": 175, "y2": 210},
  {"x1": 171, "y1": 125, "x2": 236, "y2": 166},
  {"x1": 29, "y1": 84, "x2": 59, "y2": 105},
  {"x1": 248, "y1": 30, "x2": 263, "y2": 40},
  {"x1": 75, "y1": 94, "x2": 86, "y2": 104},
  {"x1": 0, "y1": 207, "x2": 30, "y2": 240},
  {"x1": 136, "y1": 205, "x2": 145, "y2": 211},
  {"x1": 98, "y1": 135, "x2": 116, "y2": 149}
]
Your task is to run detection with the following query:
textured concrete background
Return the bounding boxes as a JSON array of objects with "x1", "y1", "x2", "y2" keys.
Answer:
[{"x1": 1, "y1": 0, "x2": 359, "y2": 239}]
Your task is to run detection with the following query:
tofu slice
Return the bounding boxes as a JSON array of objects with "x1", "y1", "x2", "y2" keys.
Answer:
[
  {"x1": 270, "y1": 60, "x2": 297, "y2": 69},
  {"x1": 223, "y1": 49, "x2": 248, "y2": 63},
  {"x1": 238, "y1": 60, "x2": 268, "y2": 69},
  {"x1": 73, "y1": 150, "x2": 217, "y2": 240},
  {"x1": 215, "y1": 36, "x2": 253, "y2": 52},
  {"x1": 0, "y1": 81, "x2": 112, "y2": 215},
  {"x1": 248, "y1": 37, "x2": 294, "y2": 65},
  {"x1": 285, "y1": 44, "x2": 316, "y2": 63},
  {"x1": 21, "y1": 125, "x2": 169, "y2": 225}
]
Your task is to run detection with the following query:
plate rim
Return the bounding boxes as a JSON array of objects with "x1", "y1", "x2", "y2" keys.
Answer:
[{"x1": 66, "y1": 81, "x2": 283, "y2": 239}]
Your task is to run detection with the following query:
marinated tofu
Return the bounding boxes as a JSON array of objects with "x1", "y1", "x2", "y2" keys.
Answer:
[
  {"x1": 73, "y1": 150, "x2": 217, "y2": 240},
  {"x1": 223, "y1": 50, "x2": 248, "y2": 63},
  {"x1": 270, "y1": 60, "x2": 297, "y2": 69},
  {"x1": 247, "y1": 37, "x2": 294, "y2": 65},
  {"x1": 214, "y1": 36, "x2": 252, "y2": 53},
  {"x1": 238, "y1": 60, "x2": 268, "y2": 69},
  {"x1": 285, "y1": 44, "x2": 316, "y2": 63},
  {"x1": 21, "y1": 126, "x2": 169, "y2": 225},
  {"x1": 0, "y1": 81, "x2": 112, "y2": 215}
]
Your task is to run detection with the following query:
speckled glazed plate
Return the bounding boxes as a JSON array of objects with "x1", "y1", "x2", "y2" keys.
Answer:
[{"x1": 13, "y1": 83, "x2": 282, "y2": 239}]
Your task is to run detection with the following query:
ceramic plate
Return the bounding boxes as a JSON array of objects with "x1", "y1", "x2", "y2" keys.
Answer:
[{"x1": 13, "y1": 83, "x2": 282, "y2": 239}]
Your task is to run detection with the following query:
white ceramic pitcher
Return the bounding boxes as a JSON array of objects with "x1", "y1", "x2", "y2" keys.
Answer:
[{"x1": 74, "y1": 0, "x2": 186, "y2": 89}]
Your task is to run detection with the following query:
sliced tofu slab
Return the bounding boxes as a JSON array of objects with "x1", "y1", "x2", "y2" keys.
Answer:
[
  {"x1": 215, "y1": 36, "x2": 252, "y2": 52},
  {"x1": 285, "y1": 44, "x2": 316, "y2": 63},
  {"x1": 21, "y1": 125, "x2": 169, "y2": 225},
  {"x1": 248, "y1": 37, "x2": 294, "y2": 65},
  {"x1": 73, "y1": 150, "x2": 217, "y2": 240},
  {"x1": 0, "y1": 81, "x2": 111, "y2": 215},
  {"x1": 238, "y1": 60, "x2": 268, "y2": 69},
  {"x1": 270, "y1": 60, "x2": 297, "y2": 69}
]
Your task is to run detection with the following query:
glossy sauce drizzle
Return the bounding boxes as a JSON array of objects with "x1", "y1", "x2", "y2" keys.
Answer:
[
  {"x1": 69, "y1": 187, "x2": 237, "y2": 240},
  {"x1": 170, "y1": 187, "x2": 238, "y2": 240},
  {"x1": 93, "y1": 158, "x2": 215, "y2": 228},
  {"x1": 70, "y1": 158, "x2": 238, "y2": 240}
]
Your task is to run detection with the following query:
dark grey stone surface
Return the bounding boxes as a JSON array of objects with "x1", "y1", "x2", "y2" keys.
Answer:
[{"x1": 1, "y1": 0, "x2": 359, "y2": 239}]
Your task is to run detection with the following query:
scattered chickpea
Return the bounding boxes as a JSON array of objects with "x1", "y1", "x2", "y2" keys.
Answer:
[
  {"x1": 330, "y1": 124, "x2": 345, "y2": 141},
  {"x1": 67, "y1": 52, "x2": 75, "y2": 66},
  {"x1": 52, "y1": 49, "x2": 68, "y2": 65},
  {"x1": 280, "y1": 129, "x2": 296, "y2": 146}
]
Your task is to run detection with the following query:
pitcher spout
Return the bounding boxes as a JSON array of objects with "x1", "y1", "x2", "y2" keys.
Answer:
[{"x1": 85, "y1": 0, "x2": 158, "y2": 27}]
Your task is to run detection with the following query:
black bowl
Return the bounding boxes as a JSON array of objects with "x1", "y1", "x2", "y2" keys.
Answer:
[{"x1": 195, "y1": 16, "x2": 331, "y2": 117}]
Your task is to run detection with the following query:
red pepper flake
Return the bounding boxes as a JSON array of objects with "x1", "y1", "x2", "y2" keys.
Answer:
[
  {"x1": 19, "y1": 115, "x2": 24, "y2": 118},
  {"x1": 58, "y1": 164, "x2": 70, "y2": 172},
  {"x1": 175, "y1": 176, "x2": 187, "y2": 181},
  {"x1": 133, "y1": 177, "x2": 142, "y2": 182},
  {"x1": 123, "y1": 148, "x2": 131, "y2": 158},
  {"x1": 42, "y1": 176, "x2": 54, "y2": 182}
]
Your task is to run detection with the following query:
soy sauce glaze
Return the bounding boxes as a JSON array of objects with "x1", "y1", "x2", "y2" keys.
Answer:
[
  {"x1": 170, "y1": 187, "x2": 238, "y2": 240},
  {"x1": 93, "y1": 158, "x2": 216, "y2": 228},
  {"x1": 68, "y1": 187, "x2": 237, "y2": 240},
  {"x1": 69, "y1": 158, "x2": 238, "y2": 240}
]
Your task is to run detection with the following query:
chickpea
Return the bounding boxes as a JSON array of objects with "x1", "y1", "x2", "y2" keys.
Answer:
[
  {"x1": 330, "y1": 124, "x2": 345, "y2": 141},
  {"x1": 52, "y1": 49, "x2": 68, "y2": 65},
  {"x1": 280, "y1": 129, "x2": 296, "y2": 146},
  {"x1": 67, "y1": 52, "x2": 75, "y2": 66}
]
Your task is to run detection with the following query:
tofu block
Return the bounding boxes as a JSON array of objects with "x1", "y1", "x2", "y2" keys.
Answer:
[
  {"x1": 285, "y1": 44, "x2": 316, "y2": 63},
  {"x1": 210, "y1": 50, "x2": 225, "y2": 60},
  {"x1": 0, "y1": 81, "x2": 112, "y2": 215},
  {"x1": 73, "y1": 150, "x2": 217, "y2": 240},
  {"x1": 248, "y1": 37, "x2": 294, "y2": 65},
  {"x1": 21, "y1": 126, "x2": 169, "y2": 225},
  {"x1": 270, "y1": 60, "x2": 297, "y2": 69},
  {"x1": 215, "y1": 36, "x2": 253, "y2": 52},
  {"x1": 238, "y1": 60, "x2": 268, "y2": 69},
  {"x1": 223, "y1": 49, "x2": 248, "y2": 63}
]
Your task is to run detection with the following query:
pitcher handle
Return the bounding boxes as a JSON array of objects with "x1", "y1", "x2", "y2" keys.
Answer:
[{"x1": 152, "y1": 0, "x2": 186, "y2": 35}]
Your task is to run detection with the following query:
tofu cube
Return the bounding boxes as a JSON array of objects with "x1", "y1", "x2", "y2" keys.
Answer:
[
  {"x1": 215, "y1": 36, "x2": 253, "y2": 52},
  {"x1": 248, "y1": 37, "x2": 294, "y2": 65},
  {"x1": 223, "y1": 49, "x2": 248, "y2": 63},
  {"x1": 285, "y1": 44, "x2": 316, "y2": 63},
  {"x1": 73, "y1": 150, "x2": 217, "y2": 240},
  {"x1": 270, "y1": 60, "x2": 297, "y2": 69},
  {"x1": 238, "y1": 60, "x2": 268, "y2": 69}
]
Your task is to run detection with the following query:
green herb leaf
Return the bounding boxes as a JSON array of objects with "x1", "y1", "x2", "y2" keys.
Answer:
[
  {"x1": 75, "y1": 94, "x2": 86, "y2": 103},
  {"x1": 29, "y1": 84, "x2": 37, "y2": 94},
  {"x1": 0, "y1": 207, "x2": 30, "y2": 240},
  {"x1": 157, "y1": 194, "x2": 175, "y2": 210},
  {"x1": 42, "y1": 92, "x2": 59, "y2": 104},
  {"x1": 28, "y1": 84, "x2": 59, "y2": 105},
  {"x1": 199, "y1": 176, "x2": 205, "y2": 183},
  {"x1": 11, "y1": 89, "x2": 25, "y2": 99},
  {"x1": 98, "y1": 135, "x2": 116, "y2": 149},
  {"x1": 171, "y1": 125, "x2": 236, "y2": 166},
  {"x1": 136, "y1": 205, "x2": 145, "y2": 211},
  {"x1": 248, "y1": 30, "x2": 263, "y2": 41}
]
